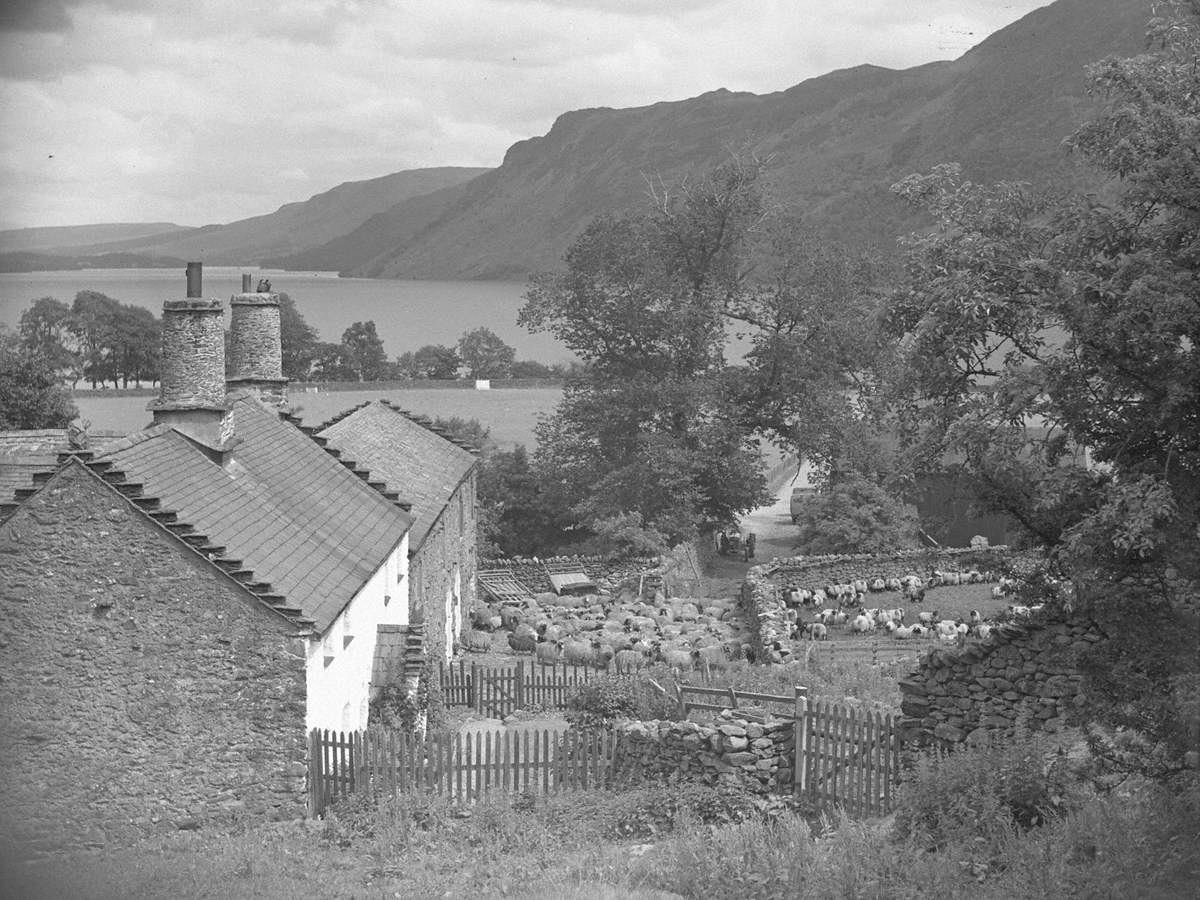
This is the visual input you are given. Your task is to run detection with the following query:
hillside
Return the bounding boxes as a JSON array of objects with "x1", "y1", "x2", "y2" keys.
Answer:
[
  {"x1": 283, "y1": 0, "x2": 1149, "y2": 279},
  {"x1": 48, "y1": 167, "x2": 490, "y2": 266},
  {"x1": 0, "y1": 222, "x2": 187, "y2": 254}
]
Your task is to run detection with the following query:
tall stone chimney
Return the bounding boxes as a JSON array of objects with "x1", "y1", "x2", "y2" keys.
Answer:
[
  {"x1": 226, "y1": 280, "x2": 288, "y2": 409},
  {"x1": 148, "y1": 262, "x2": 233, "y2": 448}
]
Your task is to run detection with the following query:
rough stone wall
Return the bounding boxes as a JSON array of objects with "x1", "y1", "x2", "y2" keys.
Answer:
[
  {"x1": 612, "y1": 712, "x2": 795, "y2": 795},
  {"x1": 411, "y1": 471, "x2": 478, "y2": 663},
  {"x1": 741, "y1": 548, "x2": 1038, "y2": 659},
  {"x1": 897, "y1": 615, "x2": 1103, "y2": 746},
  {"x1": 154, "y1": 299, "x2": 226, "y2": 409},
  {"x1": 0, "y1": 462, "x2": 309, "y2": 854}
]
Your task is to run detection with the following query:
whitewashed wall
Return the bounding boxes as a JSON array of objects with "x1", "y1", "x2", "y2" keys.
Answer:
[{"x1": 305, "y1": 533, "x2": 410, "y2": 731}]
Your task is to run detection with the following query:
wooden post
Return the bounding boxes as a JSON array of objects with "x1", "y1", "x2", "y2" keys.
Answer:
[
  {"x1": 471, "y1": 662, "x2": 480, "y2": 714},
  {"x1": 516, "y1": 659, "x2": 526, "y2": 711},
  {"x1": 793, "y1": 685, "x2": 809, "y2": 797}
]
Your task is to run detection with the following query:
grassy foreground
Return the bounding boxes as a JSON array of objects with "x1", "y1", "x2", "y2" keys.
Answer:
[{"x1": 5, "y1": 734, "x2": 1197, "y2": 900}]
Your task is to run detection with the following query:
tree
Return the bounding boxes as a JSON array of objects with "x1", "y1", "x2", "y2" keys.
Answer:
[
  {"x1": 18, "y1": 296, "x2": 79, "y2": 379},
  {"x1": 793, "y1": 474, "x2": 919, "y2": 555},
  {"x1": 69, "y1": 290, "x2": 122, "y2": 388},
  {"x1": 408, "y1": 344, "x2": 460, "y2": 380},
  {"x1": 520, "y1": 156, "x2": 773, "y2": 546},
  {"x1": 110, "y1": 303, "x2": 160, "y2": 387},
  {"x1": 883, "y1": 0, "x2": 1200, "y2": 768},
  {"x1": 0, "y1": 326, "x2": 78, "y2": 429},
  {"x1": 457, "y1": 327, "x2": 516, "y2": 379},
  {"x1": 341, "y1": 320, "x2": 387, "y2": 381},
  {"x1": 309, "y1": 341, "x2": 356, "y2": 381},
  {"x1": 279, "y1": 292, "x2": 320, "y2": 380}
]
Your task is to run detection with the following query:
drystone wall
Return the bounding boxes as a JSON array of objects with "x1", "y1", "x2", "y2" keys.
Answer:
[
  {"x1": 0, "y1": 462, "x2": 309, "y2": 854},
  {"x1": 611, "y1": 712, "x2": 795, "y2": 795},
  {"x1": 480, "y1": 555, "x2": 661, "y2": 597},
  {"x1": 897, "y1": 615, "x2": 1103, "y2": 746},
  {"x1": 740, "y1": 548, "x2": 1039, "y2": 660}
]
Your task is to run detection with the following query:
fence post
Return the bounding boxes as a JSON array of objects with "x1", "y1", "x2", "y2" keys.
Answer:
[
  {"x1": 307, "y1": 729, "x2": 320, "y2": 818},
  {"x1": 471, "y1": 661, "x2": 481, "y2": 714},
  {"x1": 793, "y1": 685, "x2": 809, "y2": 797},
  {"x1": 516, "y1": 659, "x2": 526, "y2": 711}
]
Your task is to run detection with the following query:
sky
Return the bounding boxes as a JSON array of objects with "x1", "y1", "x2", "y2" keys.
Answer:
[{"x1": 0, "y1": 0, "x2": 1050, "y2": 232}]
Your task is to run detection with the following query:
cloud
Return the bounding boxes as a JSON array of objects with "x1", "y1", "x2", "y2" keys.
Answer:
[
  {"x1": 0, "y1": 0, "x2": 1054, "y2": 229},
  {"x1": 0, "y1": 0, "x2": 78, "y2": 33}
]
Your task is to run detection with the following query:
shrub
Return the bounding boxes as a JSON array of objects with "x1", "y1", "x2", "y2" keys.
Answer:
[
  {"x1": 565, "y1": 669, "x2": 679, "y2": 728},
  {"x1": 891, "y1": 729, "x2": 1080, "y2": 851}
]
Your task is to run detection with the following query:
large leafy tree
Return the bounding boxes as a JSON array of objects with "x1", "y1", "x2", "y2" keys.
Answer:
[
  {"x1": 884, "y1": 0, "x2": 1200, "y2": 766},
  {"x1": 18, "y1": 296, "x2": 79, "y2": 380},
  {"x1": 457, "y1": 327, "x2": 516, "y2": 379},
  {"x1": 520, "y1": 157, "x2": 773, "y2": 546},
  {"x1": 0, "y1": 326, "x2": 78, "y2": 429},
  {"x1": 340, "y1": 320, "x2": 388, "y2": 381},
  {"x1": 69, "y1": 290, "x2": 122, "y2": 388},
  {"x1": 279, "y1": 292, "x2": 320, "y2": 380}
]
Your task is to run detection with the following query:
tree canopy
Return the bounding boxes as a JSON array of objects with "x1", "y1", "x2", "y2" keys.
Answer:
[
  {"x1": 0, "y1": 326, "x2": 78, "y2": 429},
  {"x1": 457, "y1": 327, "x2": 515, "y2": 379}
]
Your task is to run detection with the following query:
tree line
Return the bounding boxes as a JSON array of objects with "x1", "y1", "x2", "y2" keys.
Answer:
[{"x1": 471, "y1": 1, "x2": 1198, "y2": 771}]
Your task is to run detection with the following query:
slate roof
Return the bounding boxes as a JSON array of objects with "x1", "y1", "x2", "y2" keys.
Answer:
[
  {"x1": 90, "y1": 394, "x2": 413, "y2": 632},
  {"x1": 316, "y1": 400, "x2": 477, "y2": 554}
]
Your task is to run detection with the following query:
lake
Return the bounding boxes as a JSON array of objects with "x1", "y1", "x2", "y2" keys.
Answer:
[
  {"x1": 73, "y1": 386, "x2": 562, "y2": 450},
  {"x1": 0, "y1": 267, "x2": 571, "y2": 364}
]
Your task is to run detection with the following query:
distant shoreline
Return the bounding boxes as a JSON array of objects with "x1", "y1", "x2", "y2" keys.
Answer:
[{"x1": 70, "y1": 378, "x2": 566, "y2": 397}]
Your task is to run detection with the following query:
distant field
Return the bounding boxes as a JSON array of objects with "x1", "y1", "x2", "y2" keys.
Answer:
[{"x1": 72, "y1": 386, "x2": 562, "y2": 449}]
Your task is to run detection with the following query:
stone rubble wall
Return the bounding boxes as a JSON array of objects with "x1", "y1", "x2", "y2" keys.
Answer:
[
  {"x1": 611, "y1": 711, "x2": 795, "y2": 795},
  {"x1": 897, "y1": 615, "x2": 1104, "y2": 746},
  {"x1": 0, "y1": 462, "x2": 309, "y2": 855}
]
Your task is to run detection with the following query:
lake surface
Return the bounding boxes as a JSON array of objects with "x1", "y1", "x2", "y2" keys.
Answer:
[
  {"x1": 0, "y1": 267, "x2": 571, "y2": 364},
  {"x1": 73, "y1": 386, "x2": 561, "y2": 450}
]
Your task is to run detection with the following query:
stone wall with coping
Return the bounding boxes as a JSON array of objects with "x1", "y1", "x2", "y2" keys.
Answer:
[
  {"x1": 0, "y1": 462, "x2": 309, "y2": 855},
  {"x1": 611, "y1": 710, "x2": 795, "y2": 795},
  {"x1": 897, "y1": 614, "x2": 1103, "y2": 746}
]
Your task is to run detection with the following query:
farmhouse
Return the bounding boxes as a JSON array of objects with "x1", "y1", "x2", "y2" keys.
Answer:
[
  {"x1": 0, "y1": 266, "x2": 457, "y2": 848},
  {"x1": 317, "y1": 399, "x2": 479, "y2": 664}
]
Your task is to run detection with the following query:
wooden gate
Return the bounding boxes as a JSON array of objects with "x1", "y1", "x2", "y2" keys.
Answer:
[{"x1": 795, "y1": 697, "x2": 899, "y2": 818}]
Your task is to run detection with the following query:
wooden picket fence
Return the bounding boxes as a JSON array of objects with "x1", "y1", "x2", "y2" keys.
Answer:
[
  {"x1": 439, "y1": 660, "x2": 598, "y2": 717},
  {"x1": 309, "y1": 726, "x2": 619, "y2": 816}
]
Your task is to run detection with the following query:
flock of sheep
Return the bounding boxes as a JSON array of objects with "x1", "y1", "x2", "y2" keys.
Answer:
[
  {"x1": 777, "y1": 571, "x2": 1029, "y2": 650},
  {"x1": 459, "y1": 592, "x2": 750, "y2": 678},
  {"x1": 457, "y1": 568, "x2": 1034, "y2": 676}
]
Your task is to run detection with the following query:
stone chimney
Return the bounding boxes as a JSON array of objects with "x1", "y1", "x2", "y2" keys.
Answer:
[
  {"x1": 148, "y1": 262, "x2": 233, "y2": 449},
  {"x1": 226, "y1": 277, "x2": 288, "y2": 409}
]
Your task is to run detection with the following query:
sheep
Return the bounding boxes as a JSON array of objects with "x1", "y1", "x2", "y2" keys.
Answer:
[
  {"x1": 968, "y1": 610, "x2": 982, "y2": 626},
  {"x1": 535, "y1": 639, "x2": 562, "y2": 666},
  {"x1": 691, "y1": 645, "x2": 728, "y2": 678},
  {"x1": 513, "y1": 622, "x2": 538, "y2": 642},
  {"x1": 893, "y1": 624, "x2": 915, "y2": 639},
  {"x1": 852, "y1": 579, "x2": 869, "y2": 595},
  {"x1": 806, "y1": 622, "x2": 829, "y2": 641},
  {"x1": 563, "y1": 639, "x2": 594, "y2": 667},
  {"x1": 591, "y1": 640, "x2": 616, "y2": 670},
  {"x1": 614, "y1": 648, "x2": 644, "y2": 675},
  {"x1": 537, "y1": 622, "x2": 565, "y2": 643},
  {"x1": 661, "y1": 648, "x2": 694, "y2": 676},
  {"x1": 884, "y1": 577, "x2": 903, "y2": 592},
  {"x1": 507, "y1": 632, "x2": 537, "y2": 654},
  {"x1": 850, "y1": 614, "x2": 875, "y2": 634},
  {"x1": 974, "y1": 623, "x2": 993, "y2": 640},
  {"x1": 917, "y1": 610, "x2": 940, "y2": 627},
  {"x1": 908, "y1": 624, "x2": 927, "y2": 637},
  {"x1": 499, "y1": 606, "x2": 523, "y2": 631},
  {"x1": 462, "y1": 629, "x2": 492, "y2": 652},
  {"x1": 870, "y1": 578, "x2": 887, "y2": 593}
]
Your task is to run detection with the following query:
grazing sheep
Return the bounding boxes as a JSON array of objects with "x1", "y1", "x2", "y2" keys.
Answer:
[
  {"x1": 975, "y1": 623, "x2": 993, "y2": 640},
  {"x1": 500, "y1": 607, "x2": 523, "y2": 631},
  {"x1": 893, "y1": 624, "x2": 915, "y2": 639},
  {"x1": 661, "y1": 648, "x2": 694, "y2": 676},
  {"x1": 917, "y1": 610, "x2": 940, "y2": 627},
  {"x1": 591, "y1": 640, "x2": 616, "y2": 670},
  {"x1": 535, "y1": 639, "x2": 562, "y2": 665},
  {"x1": 870, "y1": 578, "x2": 887, "y2": 593},
  {"x1": 691, "y1": 645, "x2": 728, "y2": 678},
  {"x1": 884, "y1": 577, "x2": 903, "y2": 592},
  {"x1": 852, "y1": 579, "x2": 869, "y2": 595},
  {"x1": 462, "y1": 629, "x2": 493, "y2": 652},
  {"x1": 909, "y1": 624, "x2": 927, "y2": 637},
  {"x1": 507, "y1": 632, "x2": 537, "y2": 654}
]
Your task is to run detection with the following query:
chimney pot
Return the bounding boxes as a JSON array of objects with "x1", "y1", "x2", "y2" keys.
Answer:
[
  {"x1": 185, "y1": 262, "x2": 203, "y2": 299},
  {"x1": 241, "y1": 273, "x2": 252, "y2": 292}
]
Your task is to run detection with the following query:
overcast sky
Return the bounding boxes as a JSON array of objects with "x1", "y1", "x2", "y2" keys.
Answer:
[{"x1": 0, "y1": 0, "x2": 1050, "y2": 231}]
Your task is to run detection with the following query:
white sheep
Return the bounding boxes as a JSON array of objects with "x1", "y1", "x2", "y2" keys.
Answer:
[
  {"x1": 850, "y1": 614, "x2": 875, "y2": 634},
  {"x1": 562, "y1": 639, "x2": 594, "y2": 666},
  {"x1": 535, "y1": 639, "x2": 562, "y2": 666},
  {"x1": 614, "y1": 648, "x2": 644, "y2": 674}
]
